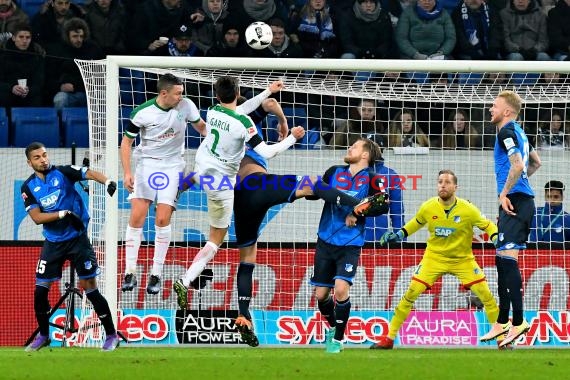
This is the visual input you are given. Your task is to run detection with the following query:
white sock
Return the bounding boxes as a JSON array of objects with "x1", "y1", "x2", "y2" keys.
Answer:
[
  {"x1": 181, "y1": 241, "x2": 218, "y2": 287},
  {"x1": 125, "y1": 225, "x2": 142, "y2": 274},
  {"x1": 152, "y1": 225, "x2": 171, "y2": 277}
]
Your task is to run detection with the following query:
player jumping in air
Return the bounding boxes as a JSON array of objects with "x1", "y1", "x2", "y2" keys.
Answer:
[
  {"x1": 229, "y1": 86, "x2": 386, "y2": 347},
  {"x1": 120, "y1": 73, "x2": 206, "y2": 295}
]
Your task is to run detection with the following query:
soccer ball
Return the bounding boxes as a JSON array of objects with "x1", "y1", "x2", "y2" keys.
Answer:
[{"x1": 245, "y1": 21, "x2": 273, "y2": 50}]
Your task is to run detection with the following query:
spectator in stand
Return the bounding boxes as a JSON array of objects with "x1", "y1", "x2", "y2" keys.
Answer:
[
  {"x1": 452, "y1": 0, "x2": 503, "y2": 60},
  {"x1": 45, "y1": 17, "x2": 103, "y2": 110},
  {"x1": 365, "y1": 147, "x2": 405, "y2": 242},
  {"x1": 500, "y1": 0, "x2": 551, "y2": 61},
  {"x1": 440, "y1": 108, "x2": 483, "y2": 149},
  {"x1": 381, "y1": 0, "x2": 414, "y2": 26},
  {"x1": 395, "y1": 0, "x2": 456, "y2": 60},
  {"x1": 530, "y1": 180, "x2": 570, "y2": 242},
  {"x1": 540, "y1": 72, "x2": 562, "y2": 84},
  {"x1": 0, "y1": 0, "x2": 29, "y2": 45},
  {"x1": 191, "y1": 0, "x2": 230, "y2": 55},
  {"x1": 387, "y1": 108, "x2": 430, "y2": 148},
  {"x1": 339, "y1": 0, "x2": 395, "y2": 60},
  {"x1": 233, "y1": 0, "x2": 289, "y2": 36},
  {"x1": 207, "y1": 21, "x2": 249, "y2": 57},
  {"x1": 548, "y1": 0, "x2": 570, "y2": 61},
  {"x1": 32, "y1": 0, "x2": 84, "y2": 46},
  {"x1": 251, "y1": 17, "x2": 303, "y2": 58},
  {"x1": 128, "y1": 0, "x2": 191, "y2": 54},
  {"x1": 150, "y1": 21, "x2": 203, "y2": 56},
  {"x1": 290, "y1": 0, "x2": 339, "y2": 58},
  {"x1": 328, "y1": 98, "x2": 386, "y2": 149},
  {"x1": 0, "y1": 23, "x2": 44, "y2": 106},
  {"x1": 537, "y1": 108, "x2": 568, "y2": 150},
  {"x1": 84, "y1": 0, "x2": 126, "y2": 56}
]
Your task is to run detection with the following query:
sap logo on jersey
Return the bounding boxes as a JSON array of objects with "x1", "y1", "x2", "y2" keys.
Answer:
[
  {"x1": 435, "y1": 227, "x2": 455, "y2": 237},
  {"x1": 40, "y1": 190, "x2": 60, "y2": 208}
]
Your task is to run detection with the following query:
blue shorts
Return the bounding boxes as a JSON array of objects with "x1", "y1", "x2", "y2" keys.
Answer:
[
  {"x1": 497, "y1": 193, "x2": 535, "y2": 250},
  {"x1": 36, "y1": 232, "x2": 100, "y2": 283},
  {"x1": 310, "y1": 238, "x2": 360, "y2": 288}
]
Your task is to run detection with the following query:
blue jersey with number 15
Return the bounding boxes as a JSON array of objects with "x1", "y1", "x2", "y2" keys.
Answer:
[{"x1": 494, "y1": 120, "x2": 534, "y2": 197}]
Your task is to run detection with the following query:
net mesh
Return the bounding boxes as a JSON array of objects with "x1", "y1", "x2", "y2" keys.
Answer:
[{"x1": 74, "y1": 58, "x2": 569, "y2": 347}]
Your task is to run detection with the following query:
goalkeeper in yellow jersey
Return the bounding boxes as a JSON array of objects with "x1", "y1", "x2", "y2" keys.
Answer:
[{"x1": 370, "y1": 169, "x2": 499, "y2": 349}]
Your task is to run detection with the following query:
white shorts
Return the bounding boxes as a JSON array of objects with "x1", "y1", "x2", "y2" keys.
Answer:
[
  {"x1": 128, "y1": 156, "x2": 185, "y2": 207},
  {"x1": 205, "y1": 189, "x2": 234, "y2": 229}
]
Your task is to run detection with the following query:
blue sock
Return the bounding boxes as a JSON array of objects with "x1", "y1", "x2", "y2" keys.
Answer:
[
  {"x1": 496, "y1": 256, "x2": 511, "y2": 324},
  {"x1": 334, "y1": 297, "x2": 351, "y2": 341},
  {"x1": 86, "y1": 288, "x2": 116, "y2": 336},
  {"x1": 237, "y1": 263, "x2": 255, "y2": 320},
  {"x1": 34, "y1": 285, "x2": 51, "y2": 336},
  {"x1": 502, "y1": 257, "x2": 524, "y2": 325},
  {"x1": 317, "y1": 296, "x2": 336, "y2": 327}
]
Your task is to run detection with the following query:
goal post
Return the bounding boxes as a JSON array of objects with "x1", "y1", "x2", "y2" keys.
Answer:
[{"x1": 76, "y1": 56, "x2": 569, "y2": 348}]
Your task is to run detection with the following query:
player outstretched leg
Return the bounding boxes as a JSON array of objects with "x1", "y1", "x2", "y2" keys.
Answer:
[
  {"x1": 235, "y1": 315, "x2": 259, "y2": 347},
  {"x1": 175, "y1": 241, "x2": 219, "y2": 308},
  {"x1": 353, "y1": 192, "x2": 389, "y2": 217},
  {"x1": 121, "y1": 225, "x2": 142, "y2": 292},
  {"x1": 370, "y1": 280, "x2": 427, "y2": 349}
]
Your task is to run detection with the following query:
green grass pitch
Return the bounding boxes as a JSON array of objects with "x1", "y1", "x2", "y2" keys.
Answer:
[{"x1": 0, "y1": 347, "x2": 566, "y2": 380}]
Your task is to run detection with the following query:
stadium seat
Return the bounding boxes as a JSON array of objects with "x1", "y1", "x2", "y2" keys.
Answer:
[
  {"x1": 406, "y1": 72, "x2": 430, "y2": 84},
  {"x1": 11, "y1": 107, "x2": 60, "y2": 147},
  {"x1": 119, "y1": 106, "x2": 134, "y2": 146},
  {"x1": 296, "y1": 128, "x2": 322, "y2": 150},
  {"x1": 61, "y1": 107, "x2": 89, "y2": 147},
  {"x1": 119, "y1": 68, "x2": 147, "y2": 106},
  {"x1": 457, "y1": 72, "x2": 484, "y2": 85},
  {"x1": 510, "y1": 73, "x2": 540, "y2": 86},
  {"x1": 19, "y1": 0, "x2": 45, "y2": 18},
  {"x1": 266, "y1": 106, "x2": 308, "y2": 144},
  {"x1": 0, "y1": 108, "x2": 8, "y2": 147}
]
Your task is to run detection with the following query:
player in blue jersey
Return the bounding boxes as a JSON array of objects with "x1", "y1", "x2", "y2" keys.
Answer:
[
  {"x1": 21, "y1": 142, "x2": 120, "y2": 352},
  {"x1": 312, "y1": 138, "x2": 389, "y2": 353},
  {"x1": 229, "y1": 88, "x2": 385, "y2": 347},
  {"x1": 480, "y1": 90, "x2": 542, "y2": 348}
]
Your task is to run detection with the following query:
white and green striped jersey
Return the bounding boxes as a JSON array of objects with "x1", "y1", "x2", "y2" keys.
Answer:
[
  {"x1": 127, "y1": 97, "x2": 201, "y2": 159},
  {"x1": 195, "y1": 104, "x2": 257, "y2": 184}
]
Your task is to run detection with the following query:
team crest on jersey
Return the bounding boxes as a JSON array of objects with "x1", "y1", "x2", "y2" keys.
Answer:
[
  {"x1": 84, "y1": 261, "x2": 92, "y2": 270},
  {"x1": 454, "y1": 216, "x2": 461, "y2": 223},
  {"x1": 51, "y1": 178, "x2": 59, "y2": 187},
  {"x1": 474, "y1": 268, "x2": 480, "y2": 274},
  {"x1": 177, "y1": 112, "x2": 183, "y2": 121},
  {"x1": 345, "y1": 264, "x2": 353, "y2": 273}
]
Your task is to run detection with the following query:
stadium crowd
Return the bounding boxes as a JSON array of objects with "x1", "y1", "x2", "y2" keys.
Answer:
[{"x1": 0, "y1": 0, "x2": 568, "y2": 149}]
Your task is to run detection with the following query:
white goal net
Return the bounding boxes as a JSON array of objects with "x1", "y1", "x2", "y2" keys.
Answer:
[{"x1": 76, "y1": 57, "x2": 569, "y2": 348}]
